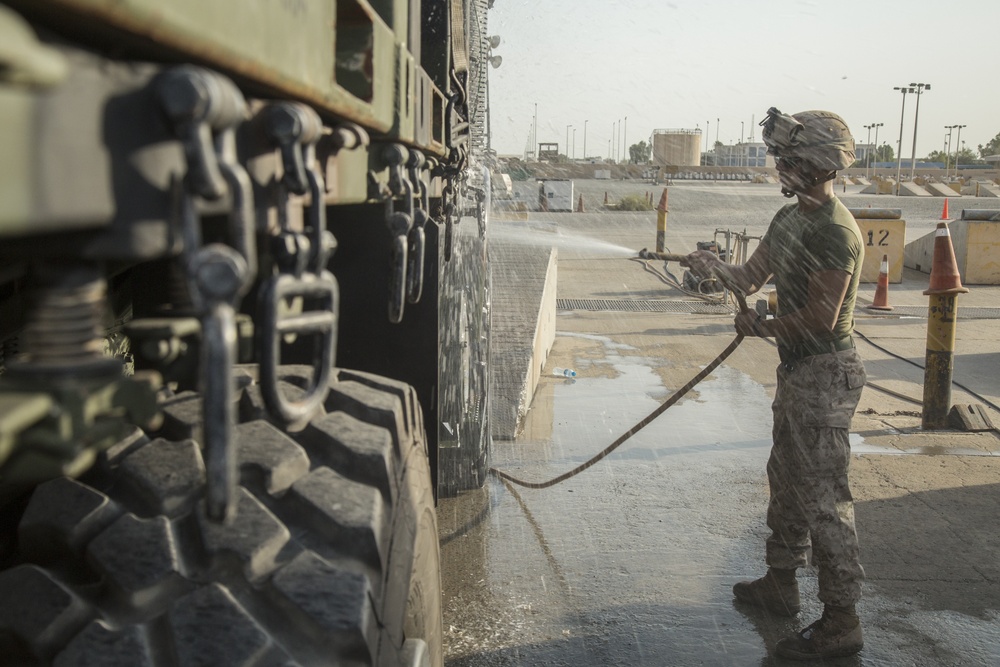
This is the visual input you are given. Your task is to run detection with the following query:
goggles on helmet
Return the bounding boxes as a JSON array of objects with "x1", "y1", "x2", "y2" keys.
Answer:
[{"x1": 760, "y1": 107, "x2": 803, "y2": 157}]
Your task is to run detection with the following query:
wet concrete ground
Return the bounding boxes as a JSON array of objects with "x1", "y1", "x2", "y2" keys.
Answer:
[{"x1": 439, "y1": 181, "x2": 1000, "y2": 666}]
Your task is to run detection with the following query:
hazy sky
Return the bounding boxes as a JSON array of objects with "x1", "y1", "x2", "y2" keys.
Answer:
[{"x1": 486, "y1": 0, "x2": 1000, "y2": 161}]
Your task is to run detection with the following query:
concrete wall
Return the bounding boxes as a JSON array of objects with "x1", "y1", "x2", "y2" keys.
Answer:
[
  {"x1": 489, "y1": 243, "x2": 558, "y2": 439},
  {"x1": 904, "y1": 220, "x2": 1000, "y2": 284}
]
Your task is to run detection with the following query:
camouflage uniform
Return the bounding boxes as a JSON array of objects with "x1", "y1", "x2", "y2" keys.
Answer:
[
  {"x1": 762, "y1": 196, "x2": 866, "y2": 608},
  {"x1": 767, "y1": 348, "x2": 866, "y2": 607}
]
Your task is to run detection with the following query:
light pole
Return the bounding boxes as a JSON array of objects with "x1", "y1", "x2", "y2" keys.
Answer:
[
  {"x1": 623, "y1": 116, "x2": 628, "y2": 164},
  {"x1": 611, "y1": 122, "x2": 616, "y2": 162},
  {"x1": 871, "y1": 122, "x2": 883, "y2": 178},
  {"x1": 945, "y1": 125, "x2": 956, "y2": 176},
  {"x1": 908, "y1": 83, "x2": 930, "y2": 180},
  {"x1": 615, "y1": 118, "x2": 622, "y2": 163},
  {"x1": 565, "y1": 124, "x2": 572, "y2": 159},
  {"x1": 953, "y1": 125, "x2": 966, "y2": 177},
  {"x1": 533, "y1": 102, "x2": 538, "y2": 161},
  {"x1": 893, "y1": 85, "x2": 915, "y2": 194},
  {"x1": 863, "y1": 124, "x2": 874, "y2": 179},
  {"x1": 572, "y1": 128, "x2": 576, "y2": 159},
  {"x1": 705, "y1": 120, "x2": 710, "y2": 152},
  {"x1": 740, "y1": 121, "x2": 745, "y2": 167},
  {"x1": 583, "y1": 120, "x2": 588, "y2": 161}
]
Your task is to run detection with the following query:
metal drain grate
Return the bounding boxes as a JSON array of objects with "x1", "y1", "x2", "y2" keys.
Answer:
[
  {"x1": 558, "y1": 299, "x2": 1000, "y2": 320},
  {"x1": 557, "y1": 298, "x2": 734, "y2": 314}
]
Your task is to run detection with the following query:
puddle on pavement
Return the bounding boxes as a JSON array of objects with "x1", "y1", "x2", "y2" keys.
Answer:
[
  {"x1": 444, "y1": 332, "x2": 1000, "y2": 666},
  {"x1": 851, "y1": 440, "x2": 999, "y2": 457},
  {"x1": 518, "y1": 333, "x2": 775, "y2": 469}
]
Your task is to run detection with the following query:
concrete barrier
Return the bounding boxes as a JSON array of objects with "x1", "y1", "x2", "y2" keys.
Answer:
[
  {"x1": 490, "y1": 243, "x2": 558, "y2": 439},
  {"x1": 861, "y1": 179, "x2": 896, "y2": 195},
  {"x1": 925, "y1": 182, "x2": 961, "y2": 197},
  {"x1": 849, "y1": 208, "x2": 905, "y2": 283},
  {"x1": 897, "y1": 182, "x2": 933, "y2": 197},
  {"x1": 905, "y1": 216, "x2": 1000, "y2": 284},
  {"x1": 977, "y1": 183, "x2": 1000, "y2": 198}
]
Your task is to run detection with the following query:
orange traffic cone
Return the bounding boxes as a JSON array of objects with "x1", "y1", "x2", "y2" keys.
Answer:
[
  {"x1": 656, "y1": 188, "x2": 669, "y2": 212},
  {"x1": 940, "y1": 198, "x2": 950, "y2": 220},
  {"x1": 924, "y1": 222, "x2": 969, "y2": 295},
  {"x1": 868, "y1": 254, "x2": 893, "y2": 311},
  {"x1": 577, "y1": 194, "x2": 585, "y2": 213}
]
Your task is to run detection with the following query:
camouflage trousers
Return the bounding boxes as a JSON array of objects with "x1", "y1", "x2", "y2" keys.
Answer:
[{"x1": 765, "y1": 348, "x2": 867, "y2": 608}]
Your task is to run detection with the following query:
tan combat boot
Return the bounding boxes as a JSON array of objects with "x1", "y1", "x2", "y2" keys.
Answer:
[
  {"x1": 732, "y1": 568, "x2": 800, "y2": 617},
  {"x1": 775, "y1": 604, "x2": 864, "y2": 660}
]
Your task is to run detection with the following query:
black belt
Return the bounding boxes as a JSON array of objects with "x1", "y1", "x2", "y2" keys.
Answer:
[{"x1": 778, "y1": 335, "x2": 855, "y2": 369}]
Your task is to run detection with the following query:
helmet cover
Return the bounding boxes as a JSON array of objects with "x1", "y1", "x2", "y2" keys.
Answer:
[{"x1": 760, "y1": 107, "x2": 855, "y2": 171}]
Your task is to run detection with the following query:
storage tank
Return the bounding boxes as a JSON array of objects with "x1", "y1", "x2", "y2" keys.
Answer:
[{"x1": 652, "y1": 129, "x2": 702, "y2": 167}]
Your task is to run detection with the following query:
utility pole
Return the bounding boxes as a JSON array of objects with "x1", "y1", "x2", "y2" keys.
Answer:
[
  {"x1": 532, "y1": 102, "x2": 538, "y2": 161},
  {"x1": 909, "y1": 83, "x2": 930, "y2": 180},
  {"x1": 945, "y1": 125, "x2": 955, "y2": 177},
  {"x1": 615, "y1": 118, "x2": 622, "y2": 162},
  {"x1": 953, "y1": 124, "x2": 966, "y2": 178},
  {"x1": 583, "y1": 119, "x2": 588, "y2": 161},
  {"x1": 863, "y1": 124, "x2": 873, "y2": 180},
  {"x1": 623, "y1": 116, "x2": 628, "y2": 164},
  {"x1": 872, "y1": 123, "x2": 883, "y2": 178},
  {"x1": 565, "y1": 124, "x2": 572, "y2": 159},
  {"x1": 740, "y1": 121, "x2": 745, "y2": 167},
  {"x1": 893, "y1": 85, "x2": 915, "y2": 194}
]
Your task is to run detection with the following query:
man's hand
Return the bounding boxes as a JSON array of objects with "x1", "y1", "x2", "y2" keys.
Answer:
[
  {"x1": 682, "y1": 249, "x2": 722, "y2": 277},
  {"x1": 734, "y1": 310, "x2": 766, "y2": 337}
]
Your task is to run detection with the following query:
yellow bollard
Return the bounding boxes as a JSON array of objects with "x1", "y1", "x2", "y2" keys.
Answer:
[
  {"x1": 655, "y1": 188, "x2": 668, "y2": 253},
  {"x1": 921, "y1": 222, "x2": 969, "y2": 430}
]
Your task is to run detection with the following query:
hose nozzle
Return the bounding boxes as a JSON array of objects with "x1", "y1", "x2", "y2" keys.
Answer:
[{"x1": 637, "y1": 248, "x2": 686, "y2": 263}]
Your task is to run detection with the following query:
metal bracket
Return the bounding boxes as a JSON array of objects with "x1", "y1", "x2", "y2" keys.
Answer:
[
  {"x1": 157, "y1": 66, "x2": 254, "y2": 522},
  {"x1": 406, "y1": 149, "x2": 429, "y2": 304},
  {"x1": 259, "y1": 103, "x2": 339, "y2": 426},
  {"x1": 383, "y1": 144, "x2": 414, "y2": 323}
]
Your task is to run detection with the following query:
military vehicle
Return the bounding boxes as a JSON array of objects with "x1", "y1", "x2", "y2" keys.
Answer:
[{"x1": 0, "y1": 0, "x2": 494, "y2": 664}]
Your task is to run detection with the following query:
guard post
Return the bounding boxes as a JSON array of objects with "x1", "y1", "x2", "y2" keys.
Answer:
[
  {"x1": 921, "y1": 222, "x2": 969, "y2": 430},
  {"x1": 655, "y1": 188, "x2": 668, "y2": 253}
]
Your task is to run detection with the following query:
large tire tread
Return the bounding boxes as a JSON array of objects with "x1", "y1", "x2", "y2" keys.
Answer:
[{"x1": 0, "y1": 366, "x2": 442, "y2": 667}]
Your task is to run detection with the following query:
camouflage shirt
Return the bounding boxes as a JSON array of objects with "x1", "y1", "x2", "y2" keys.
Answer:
[{"x1": 762, "y1": 197, "x2": 863, "y2": 348}]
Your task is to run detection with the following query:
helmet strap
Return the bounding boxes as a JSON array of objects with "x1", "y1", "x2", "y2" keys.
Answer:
[{"x1": 811, "y1": 170, "x2": 837, "y2": 186}]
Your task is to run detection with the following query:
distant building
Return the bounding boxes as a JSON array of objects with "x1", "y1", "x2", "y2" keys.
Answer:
[
  {"x1": 538, "y1": 143, "x2": 560, "y2": 161},
  {"x1": 712, "y1": 142, "x2": 772, "y2": 168}
]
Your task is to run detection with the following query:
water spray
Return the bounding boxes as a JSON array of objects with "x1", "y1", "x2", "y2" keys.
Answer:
[{"x1": 490, "y1": 249, "x2": 749, "y2": 490}]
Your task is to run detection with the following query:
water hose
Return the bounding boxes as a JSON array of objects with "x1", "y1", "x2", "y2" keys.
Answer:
[{"x1": 490, "y1": 255, "x2": 749, "y2": 490}]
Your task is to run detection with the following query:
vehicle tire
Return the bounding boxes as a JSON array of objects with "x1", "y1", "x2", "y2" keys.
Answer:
[{"x1": 0, "y1": 365, "x2": 442, "y2": 667}]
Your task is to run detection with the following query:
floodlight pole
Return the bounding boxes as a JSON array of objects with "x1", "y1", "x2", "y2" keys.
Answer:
[
  {"x1": 893, "y1": 86, "x2": 914, "y2": 195},
  {"x1": 909, "y1": 83, "x2": 930, "y2": 180}
]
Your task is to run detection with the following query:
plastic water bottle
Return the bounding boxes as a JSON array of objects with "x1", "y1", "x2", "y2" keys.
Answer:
[{"x1": 552, "y1": 367, "x2": 577, "y2": 377}]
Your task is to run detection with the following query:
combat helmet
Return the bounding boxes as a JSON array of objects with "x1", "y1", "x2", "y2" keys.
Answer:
[{"x1": 760, "y1": 108, "x2": 856, "y2": 172}]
